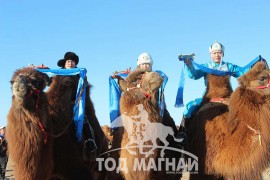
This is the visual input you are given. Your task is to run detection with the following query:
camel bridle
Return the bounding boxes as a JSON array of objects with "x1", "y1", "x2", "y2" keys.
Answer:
[
  {"x1": 33, "y1": 90, "x2": 48, "y2": 144},
  {"x1": 255, "y1": 78, "x2": 270, "y2": 89},
  {"x1": 247, "y1": 125, "x2": 262, "y2": 146},
  {"x1": 126, "y1": 73, "x2": 153, "y2": 99}
]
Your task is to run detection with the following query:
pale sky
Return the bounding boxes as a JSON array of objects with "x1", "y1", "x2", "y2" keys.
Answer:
[{"x1": 1, "y1": 0, "x2": 269, "y2": 127}]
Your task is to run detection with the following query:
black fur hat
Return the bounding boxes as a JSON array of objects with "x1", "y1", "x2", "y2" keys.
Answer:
[{"x1": 57, "y1": 52, "x2": 79, "y2": 68}]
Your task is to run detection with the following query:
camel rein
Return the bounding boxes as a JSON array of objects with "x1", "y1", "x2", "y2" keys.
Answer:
[
  {"x1": 29, "y1": 89, "x2": 48, "y2": 144},
  {"x1": 247, "y1": 125, "x2": 262, "y2": 146},
  {"x1": 46, "y1": 102, "x2": 76, "y2": 139},
  {"x1": 45, "y1": 84, "x2": 85, "y2": 139},
  {"x1": 30, "y1": 82, "x2": 85, "y2": 144},
  {"x1": 255, "y1": 78, "x2": 270, "y2": 89}
]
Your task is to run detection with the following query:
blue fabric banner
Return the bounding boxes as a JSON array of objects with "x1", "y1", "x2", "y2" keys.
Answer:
[
  {"x1": 109, "y1": 72, "x2": 129, "y2": 123},
  {"x1": 174, "y1": 66, "x2": 185, "y2": 107},
  {"x1": 191, "y1": 55, "x2": 261, "y2": 77},
  {"x1": 174, "y1": 55, "x2": 264, "y2": 108},
  {"x1": 36, "y1": 68, "x2": 87, "y2": 142},
  {"x1": 155, "y1": 70, "x2": 168, "y2": 116}
]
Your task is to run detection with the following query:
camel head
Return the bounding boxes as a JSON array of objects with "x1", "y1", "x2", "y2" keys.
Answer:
[
  {"x1": 119, "y1": 69, "x2": 163, "y2": 100},
  {"x1": 238, "y1": 61, "x2": 270, "y2": 95},
  {"x1": 49, "y1": 75, "x2": 80, "y2": 104},
  {"x1": 140, "y1": 71, "x2": 163, "y2": 93},
  {"x1": 11, "y1": 67, "x2": 48, "y2": 103}
]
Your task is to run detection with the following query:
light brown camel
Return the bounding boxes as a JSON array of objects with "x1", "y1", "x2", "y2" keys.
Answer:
[
  {"x1": 47, "y1": 75, "x2": 108, "y2": 180},
  {"x1": 109, "y1": 69, "x2": 182, "y2": 180},
  {"x1": 187, "y1": 62, "x2": 270, "y2": 180},
  {"x1": 7, "y1": 67, "x2": 54, "y2": 180}
]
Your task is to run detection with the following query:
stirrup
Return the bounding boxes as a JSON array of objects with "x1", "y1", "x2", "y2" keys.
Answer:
[
  {"x1": 175, "y1": 132, "x2": 187, "y2": 147},
  {"x1": 84, "y1": 138, "x2": 97, "y2": 154}
]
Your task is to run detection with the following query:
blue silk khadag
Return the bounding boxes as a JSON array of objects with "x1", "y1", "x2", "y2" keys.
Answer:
[
  {"x1": 175, "y1": 55, "x2": 265, "y2": 108},
  {"x1": 109, "y1": 70, "x2": 168, "y2": 123},
  {"x1": 36, "y1": 68, "x2": 87, "y2": 142}
]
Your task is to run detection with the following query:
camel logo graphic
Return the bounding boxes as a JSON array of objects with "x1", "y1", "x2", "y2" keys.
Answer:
[
  {"x1": 97, "y1": 104, "x2": 198, "y2": 174},
  {"x1": 110, "y1": 104, "x2": 183, "y2": 157}
]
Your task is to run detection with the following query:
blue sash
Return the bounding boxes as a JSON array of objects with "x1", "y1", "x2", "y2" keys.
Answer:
[
  {"x1": 36, "y1": 68, "x2": 87, "y2": 142},
  {"x1": 156, "y1": 70, "x2": 168, "y2": 116},
  {"x1": 174, "y1": 67, "x2": 185, "y2": 107},
  {"x1": 109, "y1": 72, "x2": 129, "y2": 123},
  {"x1": 175, "y1": 55, "x2": 264, "y2": 107}
]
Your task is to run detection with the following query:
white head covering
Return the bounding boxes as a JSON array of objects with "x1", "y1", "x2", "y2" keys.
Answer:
[
  {"x1": 209, "y1": 41, "x2": 225, "y2": 53},
  {"x1": 137, "y1": 53, "x2": 153, "y2": 66}
]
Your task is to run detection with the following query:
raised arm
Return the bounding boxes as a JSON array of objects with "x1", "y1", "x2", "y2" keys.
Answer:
[{"x1": 184, "y1": 59, "x2": 205, "y2": 80}]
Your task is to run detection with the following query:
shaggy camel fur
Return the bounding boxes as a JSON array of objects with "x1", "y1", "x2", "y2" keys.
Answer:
[
  {"x1": 7, "y1": 67, "x2": 54, "y2": 180},
  {"x1": 187, "y1": 62, "x2": 270, "y2": 180},
  {"x1": 47, "y1": 75, "x2": 108, "y2": 180},
  {"x1": 47, "y1": 75, "x2": 91, "y2": 179},
  {"x1": 109, "y1": 69, "x2": 181, "y2": 180},
  {"x1": 101, "y1": 125, "x2": 113, "y2": 144}
]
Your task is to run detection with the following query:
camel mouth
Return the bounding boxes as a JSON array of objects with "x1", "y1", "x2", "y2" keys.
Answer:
[
  {"x1": 253, "y1": 87, "x2": 270, "y2": 95},
  {"x1": 12, "y1": 84, "x2": 27, "y2": 98},
  {"x1": 151, "y1": 76, "x2": 163, "y2": 90},
  {"x1": 12, "y1": 76, "x2": 29, "y2": 98}
]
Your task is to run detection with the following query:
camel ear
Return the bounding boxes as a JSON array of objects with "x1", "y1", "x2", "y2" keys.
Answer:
[
  {"x1": 238, "y1": 75, "x2": 248, "y2": 87},
  {"x1": 118, "y1": 78, "x2": 127, "y2": 92},
  {"x1": 126, "y1": 69, "x2": 147, "y2": 83},
  {"x1": 111, "y1": 75, "x2": 126, "y2": 92}
]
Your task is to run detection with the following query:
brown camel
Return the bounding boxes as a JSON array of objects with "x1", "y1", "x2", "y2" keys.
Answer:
[
  {"x1": 7, "y1": 68, "x2": 108, "y2": 180},
  {"x1": 109, "y1": 69, "x2": 182, "y2": 180},
  {"x1": 83, "y1": 77, "x2": 109, "y2": 179},
  {"x1": 187, "y1": 62, "x2": 270, "y2": 180},
  {"x1": 7, "y1": 67, "x2": 54, "y2": 180},
  {"x1": 47, "y1": 75, "x2": 108, "y2": 180}
]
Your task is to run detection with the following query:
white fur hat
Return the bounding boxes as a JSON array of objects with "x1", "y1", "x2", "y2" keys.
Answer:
[
  {"x1": 209, "y1": 41, "x2": 225, "y2": 53},
  {"x1": 137, "y1": 53, "x2": 153, "y2": 66}
]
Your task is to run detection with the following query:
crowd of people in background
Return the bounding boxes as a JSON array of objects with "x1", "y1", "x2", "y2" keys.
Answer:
[{"x1": 0, "y1": 126, "x2": 8, "y2": 180}]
